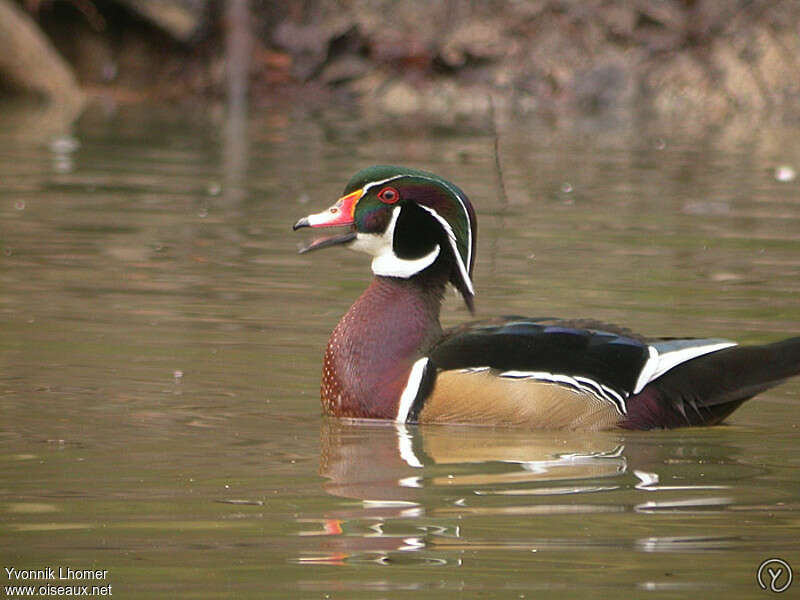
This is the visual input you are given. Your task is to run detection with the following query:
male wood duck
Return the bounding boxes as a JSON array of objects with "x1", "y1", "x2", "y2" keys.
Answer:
[{"x1": 293, "y1": 165, "x2": 800, "y2": 430}]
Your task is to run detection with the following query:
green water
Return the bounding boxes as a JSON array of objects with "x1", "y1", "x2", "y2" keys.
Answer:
[{"x1": 1, "y1": 103, "x2": 799, "y2": 598}]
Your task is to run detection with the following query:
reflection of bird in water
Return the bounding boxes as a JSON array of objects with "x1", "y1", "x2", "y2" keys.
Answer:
[
  {"x1": 319, "y1": 419, "x2": 628, "y2": 502},
  {"x1": 299, "y1": 420, "x2": 742, "y2": 565},
  {"x1": 304, "y1": 420, "x2": 629, "y2": 564}
]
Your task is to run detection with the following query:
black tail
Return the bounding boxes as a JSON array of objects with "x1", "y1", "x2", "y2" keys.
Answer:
[{"x1": 622, "y1": 337, "x2": 800, "y2": 429}]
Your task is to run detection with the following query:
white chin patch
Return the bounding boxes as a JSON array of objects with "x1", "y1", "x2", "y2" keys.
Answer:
[{"x1": 349, "y1": 206, "x2": 441, "y2": 279}]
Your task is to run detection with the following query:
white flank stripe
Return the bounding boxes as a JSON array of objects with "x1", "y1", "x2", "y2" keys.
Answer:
[
  {"x1": 459, "y1": 366, "x2": 490, "y2": 374},
  {"x1": 573, "y1": 375, "x2": 606, "y2": 397},
  {"x1": 498, "y1": 370, "x2": 627, "y2": 416},
  {"x1": 633, "y1": 341, "x2": 737, "y2": 394},
  {"x1": 396, "y1": 357, "x2": 430, "y2": 423},
  {"x1": 600, "y1": 384, "x2": 627, "y2": 414}
]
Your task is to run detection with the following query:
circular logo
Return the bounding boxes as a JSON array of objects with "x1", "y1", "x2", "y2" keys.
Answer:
[{"x1": 757, "y1": 558, "x2": 793, "y2": 593}]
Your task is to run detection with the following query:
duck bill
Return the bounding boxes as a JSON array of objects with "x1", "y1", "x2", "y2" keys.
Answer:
[
  {"x1": 293, "y1": 189, "x2": 361, "y2": 253},
  {"x1": 296, "y1": 230, "x2": 357, "y2": 254}
]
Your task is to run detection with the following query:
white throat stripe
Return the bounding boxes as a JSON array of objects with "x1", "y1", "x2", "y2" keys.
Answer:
[{"x1": 352, "y1": 206, "x2": 441, "y2": 279}]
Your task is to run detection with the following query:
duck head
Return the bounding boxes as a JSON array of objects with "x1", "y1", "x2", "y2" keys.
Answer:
[{"x1": 294, "y1": 165, "x2": 477, "y2": 311}]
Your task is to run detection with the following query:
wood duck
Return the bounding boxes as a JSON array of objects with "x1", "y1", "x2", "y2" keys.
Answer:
[{"x1": 293, "y1": 165, "x2": 800, "y2": 430}]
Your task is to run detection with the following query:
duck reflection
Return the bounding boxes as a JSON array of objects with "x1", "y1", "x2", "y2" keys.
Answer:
[
  {"x1": 296, "y1": 420, "x2": 749, "y2": 565},
  {"x1": 320, "y1": 419, "x2": 628, "y2": 501},
  {"x1": 298, "y1": 420, "x2": 630, "y2": 565}
]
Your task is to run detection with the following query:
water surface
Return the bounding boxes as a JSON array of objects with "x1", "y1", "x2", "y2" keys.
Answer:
[{"x1": 1, "y1": 103, "x2": 799, "y2": 598}]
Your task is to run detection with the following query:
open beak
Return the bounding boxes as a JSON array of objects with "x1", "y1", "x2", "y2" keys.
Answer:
[{"x1": 293, "y1": 189, "x2": 361, "y2": 254}]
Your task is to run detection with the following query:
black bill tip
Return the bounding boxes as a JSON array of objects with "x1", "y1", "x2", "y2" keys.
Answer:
[{"x1": 293, "y1": 217, "x2": 310, "y2": 231}]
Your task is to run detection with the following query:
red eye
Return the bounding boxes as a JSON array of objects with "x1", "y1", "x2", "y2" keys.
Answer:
[{"x1": 377, "y1": 186, "x2": 399, "y2": 204}]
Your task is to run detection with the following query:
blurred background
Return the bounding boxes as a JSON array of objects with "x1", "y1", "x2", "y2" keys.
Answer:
[
  {"x1": 2, "y1": 2, "x2": 800, "y2": 597},
  {"x1": 3, "y1": 0, "x2": 800, "y2": 124}
]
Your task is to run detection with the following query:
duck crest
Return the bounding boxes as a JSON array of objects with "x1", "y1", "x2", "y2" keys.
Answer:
[{"x1": 321, "y1": 275, "x2": 444, "y2": 419}]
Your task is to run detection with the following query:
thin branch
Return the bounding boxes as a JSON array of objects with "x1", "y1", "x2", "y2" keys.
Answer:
[{"x1": 487, "y1": 93, "x2": 508, "y2": 207}]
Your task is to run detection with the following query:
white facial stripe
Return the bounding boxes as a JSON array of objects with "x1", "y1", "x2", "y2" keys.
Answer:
[
  {"x1": 351, "y1": 206, "x2": 441, "y2": 279},
  {"x1": 349, "y1": 232, "x2": 384, "y2": 254},
  {"x1": 373, "y1": 244, "x2": 440, "y2": 278},
  {"x1": 354, "y1": 173, "x2": 475, "y2": 288},
  {"x1": 396, "y1": 357, "x2": 430, "y2": 423},
  {"x1": 363, "y1": 173, "x2": 474, "y2": 287},
  {"x1": 418, "y1": 205, "x2": 475, "y2": 295},
  {"x1": 362, "y1": 175, "x2": 405, "y2": 195},
  {"x1": 410, "y1": 174, "x2": 473, "y2": 283}
]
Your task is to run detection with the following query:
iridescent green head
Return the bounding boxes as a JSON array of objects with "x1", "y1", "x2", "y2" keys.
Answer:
[{"x1": 294, "y1": 165, "x2": 477, "y2": 311}]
